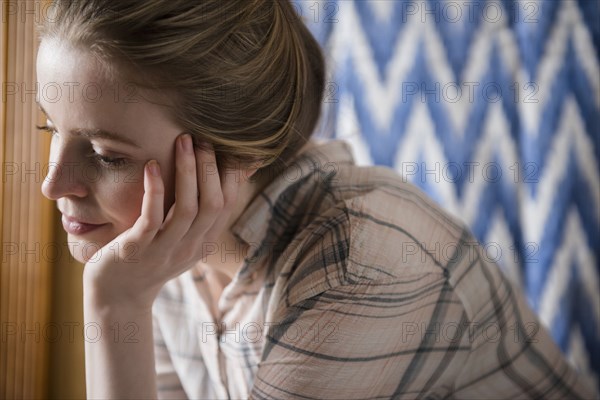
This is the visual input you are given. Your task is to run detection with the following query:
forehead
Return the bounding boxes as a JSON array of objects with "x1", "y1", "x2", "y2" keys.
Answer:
[
  {"x1": 36, "y1": 39, "x2": 182, "y2": 146},
  {"x1": 37, "y1": 38, "x2": 115, "y2": 96}
]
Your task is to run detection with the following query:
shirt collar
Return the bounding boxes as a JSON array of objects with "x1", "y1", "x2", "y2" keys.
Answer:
[{"x1": 230, "y1": 139, "x2": 355, "y2": 249}]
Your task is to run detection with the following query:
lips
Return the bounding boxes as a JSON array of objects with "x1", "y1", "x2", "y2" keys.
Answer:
[{"x1": 61, "y1": 214, "x2": 107, "y2": 235}]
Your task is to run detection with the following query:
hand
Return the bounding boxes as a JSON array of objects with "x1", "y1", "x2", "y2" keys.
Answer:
[{"x1": 82, "y1": 134, "x2": 239, "y2": 311}]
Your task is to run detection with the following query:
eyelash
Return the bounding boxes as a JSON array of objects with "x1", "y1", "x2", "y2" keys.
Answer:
[
  {"x1": 36, "y1": 124, "x2": 128, "y2": 168},
  {"x1": 36, "y1": 124, "x2": 57, "y2": 136}
]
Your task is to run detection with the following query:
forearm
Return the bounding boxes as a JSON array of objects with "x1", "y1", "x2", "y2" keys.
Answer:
[{"x1": 83, "y1": 287, "x2": 158, "y2": 399}]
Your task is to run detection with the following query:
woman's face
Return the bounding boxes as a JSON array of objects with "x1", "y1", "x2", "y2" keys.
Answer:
[{"x1": 37, "y1": 39, "x2": 181, "y2": 263}]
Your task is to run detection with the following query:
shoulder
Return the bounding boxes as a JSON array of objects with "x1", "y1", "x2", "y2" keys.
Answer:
[
  {"x1": 336, "y1": 163, "x2": 467, "y2": 275},
  {"x1": 273, "y1": 160, "x2": 469, "y2": 307}
]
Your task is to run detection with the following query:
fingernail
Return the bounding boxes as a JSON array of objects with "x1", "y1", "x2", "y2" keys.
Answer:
[{"x1": 147, "y1": 160, "x2": 160, "y2": 177}]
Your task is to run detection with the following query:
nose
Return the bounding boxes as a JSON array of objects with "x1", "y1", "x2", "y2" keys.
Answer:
[{"x1": 41, "y1": 140, "x2": 88, "y2": 200}]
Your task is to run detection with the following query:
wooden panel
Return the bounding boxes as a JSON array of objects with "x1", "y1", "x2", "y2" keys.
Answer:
[
  {"x1": 1, "y1": 0, "x2": 53, "y2": 397},
  {"x1": 47, "y1": 219, "x2": 86, "y2": 399}
]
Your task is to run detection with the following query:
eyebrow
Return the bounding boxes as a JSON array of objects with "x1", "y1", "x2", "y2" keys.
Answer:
[{"x1": 37, "y1": 102, "x2": 142, "y2": 149}]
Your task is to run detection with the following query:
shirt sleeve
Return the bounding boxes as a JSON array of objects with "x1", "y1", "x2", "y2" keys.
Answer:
[
  {"x1": 153, "y1": 313, "x2": 189, "y2": 400},
  {"x1": 249, "y1": 272, "x2": 473, "y2": 399},
  {"x1": 448, "y1": 235, "x2": 599, "y2": 400},
  {"x1": 248, "y1": 267, "x2": 598, "y2": 399}
]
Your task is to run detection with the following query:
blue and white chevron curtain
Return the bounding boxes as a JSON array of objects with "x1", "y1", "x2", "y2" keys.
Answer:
[{"x1": 293, "y1": 0, "x2": 600, "y2": 392}]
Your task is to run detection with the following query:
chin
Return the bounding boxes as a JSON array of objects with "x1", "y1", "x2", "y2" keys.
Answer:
[{"x1": 66, "y1": 234, "x2": 110, "y2": 264}]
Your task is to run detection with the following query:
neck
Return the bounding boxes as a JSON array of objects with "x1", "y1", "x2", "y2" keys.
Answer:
[
  {"x1": 198, "y1": 173, "x2": 262, "y2": 281},
  {"x1": 197, "y1": 139, "x2": 318, "y2": 281}
]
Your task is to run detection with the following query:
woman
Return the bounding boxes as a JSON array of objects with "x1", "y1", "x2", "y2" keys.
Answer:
[{"x1": 37, "y1": 0, "x2": 596, "y2": 399}]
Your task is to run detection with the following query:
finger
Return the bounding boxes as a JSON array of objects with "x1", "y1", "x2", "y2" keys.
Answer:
[
  {"x1": 191, "y1": 143, "x2": 224, "y2": 234},
  {"x1": 162, "y1": 134, "x2": 199, "y2": 240},
  {"x1": 202, "y1": 166, "x2": 240, "y2": 242},
  {"x1": 129, "y1": 160, "x2": 164, "y2": 248}
]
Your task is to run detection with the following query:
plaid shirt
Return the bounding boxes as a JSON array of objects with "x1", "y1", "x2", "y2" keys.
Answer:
[{"x1": 152, "y1": 139, "x2": 597, "y2": 399}]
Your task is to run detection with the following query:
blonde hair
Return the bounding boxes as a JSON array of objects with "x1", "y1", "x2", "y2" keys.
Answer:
[{"x1": 39, "y1": 0, "x2": 326, "y2": 178}]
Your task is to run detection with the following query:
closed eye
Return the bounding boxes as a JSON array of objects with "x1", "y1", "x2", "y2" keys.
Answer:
[
  {"x1": 89, "y1": 152, "x2": 128, "y2": 168},
  {"x1": 36, "y1": 124, "x2": 57, "y2": 135},
  {"x1": 38, "y1": 124, "x2": 129, "y2": 169}
]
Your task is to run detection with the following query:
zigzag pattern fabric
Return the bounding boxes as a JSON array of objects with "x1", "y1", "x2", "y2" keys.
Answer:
[{"x1": 294, "y1": 0, "x2": 600, "y2": 392}]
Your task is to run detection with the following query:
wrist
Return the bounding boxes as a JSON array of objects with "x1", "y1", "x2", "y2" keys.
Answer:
[{"x1": 83, "y1": 277, "x2": 156, "y2": 318}]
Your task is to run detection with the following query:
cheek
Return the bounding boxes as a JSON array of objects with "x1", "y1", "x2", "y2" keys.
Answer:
[
  {"x1": 100, "y1": 172, "x2": 145, "y2": 231},
  {"x1": 67, "y1": 176, "x2": 145, "y2": 264}
]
